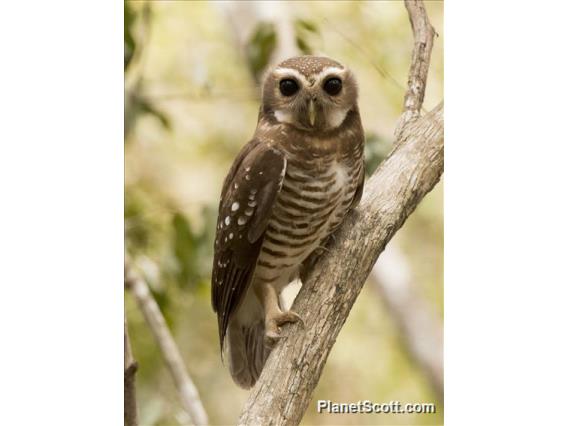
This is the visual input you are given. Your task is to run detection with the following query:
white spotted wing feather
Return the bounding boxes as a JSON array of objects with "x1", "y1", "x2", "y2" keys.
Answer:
[{"x1": 211, "y1": 140, "x2": 286, "y2": 348}]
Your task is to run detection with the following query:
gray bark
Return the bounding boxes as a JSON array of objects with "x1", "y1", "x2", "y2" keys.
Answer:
[{"x1": 396, "y1": 0, "x2": 437, "y2": 138}]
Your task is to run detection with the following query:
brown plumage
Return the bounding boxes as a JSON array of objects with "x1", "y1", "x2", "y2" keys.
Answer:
[{"x1": 212, "y1": 56, "x2": 365, "y2": 389}]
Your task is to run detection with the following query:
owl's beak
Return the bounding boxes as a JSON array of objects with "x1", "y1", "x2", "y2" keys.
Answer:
[{"x1": 308, "y1": 99, "x2": 316, "y2": 127}]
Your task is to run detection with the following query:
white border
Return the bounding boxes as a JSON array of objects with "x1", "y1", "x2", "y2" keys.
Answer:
[
  {"x1": 0, "y1": 1, "x2": 122, "y2": 424},
  {"x1": 446, "y1": 1, "x2": 568, "y2": 424}
]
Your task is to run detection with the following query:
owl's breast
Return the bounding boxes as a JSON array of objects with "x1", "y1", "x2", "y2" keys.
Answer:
[{"x1": 254, "y1": 152, "x2": 362, "y2": 283}]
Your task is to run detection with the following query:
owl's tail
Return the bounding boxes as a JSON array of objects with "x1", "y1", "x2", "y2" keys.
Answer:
[{"x1": 226, "y1": 319, "x2": 270, "y2": 389}]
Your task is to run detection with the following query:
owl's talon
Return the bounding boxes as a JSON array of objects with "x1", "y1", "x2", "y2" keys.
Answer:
[
  {"x1": 280, "y1": 310, "x2": 304, "y2": 329},
  {"x1": 264, "y1": 310, "x2": 304, "y2": 348},
  {"x1": 264, "y1": 329, "x2": 281, "y2": 348},
  {"x1": 273, "y1": 310, "x2": 303, "y2": 328}
]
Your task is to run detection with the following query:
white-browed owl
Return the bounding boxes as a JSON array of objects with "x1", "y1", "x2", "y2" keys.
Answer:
[{"x1": 212, "y1": 56, "x2": 365, "y2": 389}]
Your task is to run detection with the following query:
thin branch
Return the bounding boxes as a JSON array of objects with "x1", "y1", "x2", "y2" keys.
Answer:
[
  {"x1": 238, "y1": 1, "x2": 441, "y2": 423},
  {"x1": 125, "y1": 316, "x2": 138, "y2": 426},
  {"x1": 125, "y1": 261, "x2": 209, "y2": 426},
  {"x1": 396, "y1": 0, "x2": 436, "y2": 138},
  {"x1": 369, "y1": 243, "x2": 443, "y2": 400}
]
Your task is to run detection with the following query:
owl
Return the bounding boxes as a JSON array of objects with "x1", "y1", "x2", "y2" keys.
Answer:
[{"x1": 211, "y1": 56, "x2": 365, "y2": 389}]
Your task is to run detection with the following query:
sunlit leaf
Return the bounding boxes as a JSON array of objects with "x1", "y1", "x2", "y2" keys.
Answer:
[
  {"x1": 296, "y1": 36, "x2": 312, "y2": 55},
  {"x1": 294, "y1": 19, "x2": 320, "y2": 56},
  {"x1": 125, "y1": 92, "x2": 171, "y2": 141},
  {"x1": 295, "y1": 19, "x2": 319, "y2": 34},
  {"x1": 137, "y1": 96, "x2": 171, "y2": 130}
]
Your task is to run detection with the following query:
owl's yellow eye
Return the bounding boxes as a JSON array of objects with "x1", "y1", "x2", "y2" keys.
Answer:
[
  {"x1": 323, "y1": 78, "x2": 342, "y2": 96},
  {"x1": 279, "y1": 79, "x2": 299, "y2": 96}
]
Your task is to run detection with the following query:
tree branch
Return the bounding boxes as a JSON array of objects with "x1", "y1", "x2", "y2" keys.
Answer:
[
  {"x1": 124, "y1": 315, "x2": 138, "y2": 426},
  {"x1": 238, "y1": 1, "x2": 441, "y2": 423},
  {"x1": 396, "y1": 0, "x2": 436, "y2": 138},
  {"x1": 125, "y1": 261, "x2": 209, "y2": 426}
]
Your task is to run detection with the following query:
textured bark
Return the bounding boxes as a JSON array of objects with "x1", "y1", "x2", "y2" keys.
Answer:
[
  {"x1": 124, "y1": 316, "x2": 138, "y2": 426},
  {"x1": 396, "y1": 0, "x2": 436, "y2": 138},
  {"x1": 125, "y1": 262, "x2": 209, "y2": 426},
  {"x1": 238, "y1": 1, "x2": 441, "y2": 423}
]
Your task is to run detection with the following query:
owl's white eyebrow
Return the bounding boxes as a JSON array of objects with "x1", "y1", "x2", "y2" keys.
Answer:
[
  {"x1": 314, "y1": 67, "x2": 347, "y2": 82},
  {"x1": 273, "y1": 68, "x2": 310, "y2": 86}
]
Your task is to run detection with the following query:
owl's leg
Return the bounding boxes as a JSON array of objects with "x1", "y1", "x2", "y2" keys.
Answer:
[{"x1": 256, "y1": 282, "x2": 303, "y2": 348}]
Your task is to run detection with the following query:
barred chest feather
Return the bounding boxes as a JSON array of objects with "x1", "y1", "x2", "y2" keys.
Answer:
[{"x1": 254, "y1": 149, "x2": 362, "y2": 287}]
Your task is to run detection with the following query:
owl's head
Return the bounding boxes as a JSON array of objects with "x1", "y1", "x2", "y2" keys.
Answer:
[{"x1": 261, "y1": 56, "x2": 358, "y2": 132}]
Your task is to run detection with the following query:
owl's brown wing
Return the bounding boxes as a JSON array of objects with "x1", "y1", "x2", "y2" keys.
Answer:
[{"x1": 211, "y1": 140, "x2": 287, "y2": 349}]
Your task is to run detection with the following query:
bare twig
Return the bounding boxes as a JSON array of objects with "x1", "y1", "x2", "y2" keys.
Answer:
[
  {"x1": 125, "y1": 316, "x2": 138, "y2": 426},
  {"x1": 238, "y1": 1, "x2": 441, "y2": 423},
  {"x1": 395, "y1": 0, "x2": 436, "y2": 138},
  {"x1": 369, "y1": 243, "x2": 443, "y2": 400},
  {"x1": 125, "y1": 261, "x2": 209, "y2": 426}
]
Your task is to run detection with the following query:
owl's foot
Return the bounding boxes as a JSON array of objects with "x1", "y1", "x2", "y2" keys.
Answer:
[{"x1": 264, "y1": 310, "x2": 304, "y2": 348}]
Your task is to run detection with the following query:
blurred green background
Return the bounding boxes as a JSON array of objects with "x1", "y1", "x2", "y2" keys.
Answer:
[{"x1": 125, "y1": 1, "x2": 443, "y2": 425}]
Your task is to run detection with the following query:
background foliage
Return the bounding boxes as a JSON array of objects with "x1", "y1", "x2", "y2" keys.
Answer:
[{"x1": 125, "y1": 1, "x2": 443, "y2": 425}]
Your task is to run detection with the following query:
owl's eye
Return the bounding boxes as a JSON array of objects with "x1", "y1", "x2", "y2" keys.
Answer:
[
  {"x1": 323, "y1": 78, "x2": 342, "y2": 96},
  {"x1": 279, "y1": 79, "x2": 299, "y2": 96}
]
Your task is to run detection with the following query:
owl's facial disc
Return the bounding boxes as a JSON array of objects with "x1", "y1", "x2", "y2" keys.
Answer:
[{"x1": 264, "y1": 60, "x2": 358, "y2": 132}]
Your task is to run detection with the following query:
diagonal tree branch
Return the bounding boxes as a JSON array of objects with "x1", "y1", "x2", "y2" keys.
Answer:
[
  {"x1": 238, "y1": 1, "x2": 441, "y2": 424},
  {"x1": 125, "y1": 261, "x2": 209, "y2": 426}
]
